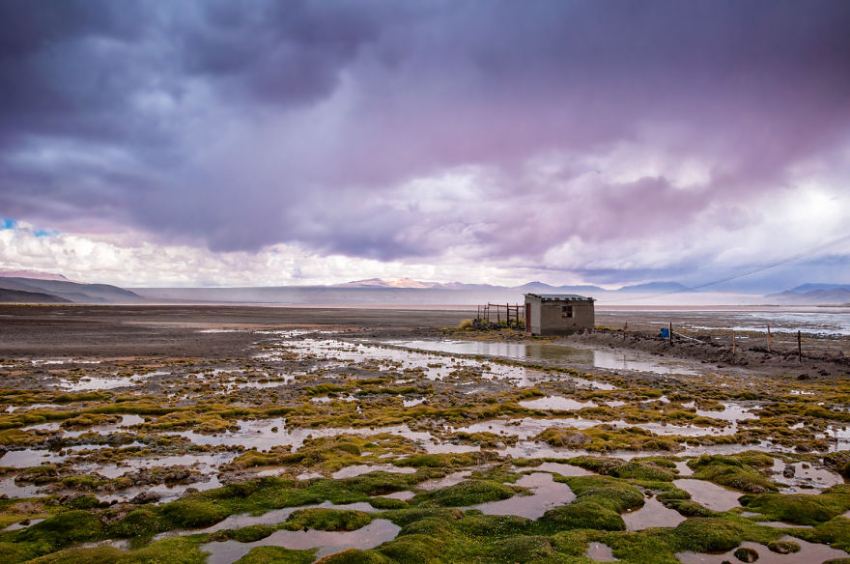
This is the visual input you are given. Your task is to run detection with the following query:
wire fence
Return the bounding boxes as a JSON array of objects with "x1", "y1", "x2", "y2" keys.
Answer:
[{"x1": 475, "y1": 303, "x2": 525, "y2": 329}]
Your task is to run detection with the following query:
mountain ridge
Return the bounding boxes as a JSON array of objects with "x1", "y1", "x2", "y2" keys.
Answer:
[
  {"x1": 0, "y1": 276, "x2": 144, "y2": 304},
  {"x1": 2, "y1": 272, "x2": 848, "y2": 306}
]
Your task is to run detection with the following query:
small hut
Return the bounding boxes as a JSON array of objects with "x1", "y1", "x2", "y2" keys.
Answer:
[{"x1": 524, "y1": 293, "x2": 595, "y2": 335}]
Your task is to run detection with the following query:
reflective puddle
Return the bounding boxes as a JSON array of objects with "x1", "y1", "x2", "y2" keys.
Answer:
[
  {"x1": 453, "y1": 416, "x2": 732, "y2": 439},
  {"x1": 472, "y1": 472, "x2": 575, "y2": 520},
  {"x1": 695, "y1": 402, "x2": 758, "y2": 422},
  {"x1": 672, "y1": 479, "x2": 742, "y2": 512},
  {"x1": 3, "y1": 518, "x2": 45, "y2": 531},
  {"x1": 156, "y1": 500, "x2": 377, "y2": 541},
  {"x1": 388, "y1": 339, "x2": 697, "y2": 376},
  {"x1": 377, "y1": 490, "x2": 415, "y2": 501},
  {"x1": 623, "y1": 496, "x2": 685, "y2": 530},
  {"x1": 676, "y1": 535, "x2": 849, "y2": 564},
  {"x1": 170, "y1": 420, "x2": 435, "y2": 452},
  {"x1": 269, "y1": 336, "x2": 622, "y2": 387},
  {"x1": 530, "y1": 462, "x2": 594, "y2": 477},
  {"x1": 417, "y1": 471, "x2": 473, "y2": 491},
  {"x1": 770, "y1": 459, "x2": 844, "y2": 493},
  {"x1": 60, "y1": 371, "x2": 168, "y2": 392},
  {"x1": 519, "y1": 396, "x2": 598, "y2": 411},
  {"x1": 200, "y1": 518, "x2": 400, "y2": 564},
  {"x1": 674, "y1": 460, "x2": 694, "y2": 477},
  {"x1": 585, "y1": 542, "x2": 618, "y2": 562},
  {"x1": 331, "y1": 464, "x2": 416, "y2": 479},
  {"x1": 0, "y1": 449, "x2": 67, "y2": 468}
]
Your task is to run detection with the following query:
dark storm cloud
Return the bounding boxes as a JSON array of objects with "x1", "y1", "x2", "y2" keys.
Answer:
[
  {"x1": 176, "y1": 1, "x2": 389, "y2": 105},
  {"x1": 1, "y1": 0, "x2": 849, "y2": 279}
]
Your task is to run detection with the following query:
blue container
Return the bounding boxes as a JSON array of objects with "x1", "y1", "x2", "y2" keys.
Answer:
[{"x1": 660, "y1": 328, "x2": 670, "y2": 338}]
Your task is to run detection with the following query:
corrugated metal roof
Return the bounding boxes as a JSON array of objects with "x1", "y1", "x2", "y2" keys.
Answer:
[{"x1": 525, "y1": 293, "x2": 592, "y2": 300}]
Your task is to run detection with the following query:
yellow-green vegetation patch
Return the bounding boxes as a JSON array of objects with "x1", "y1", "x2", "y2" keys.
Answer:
[
  {"x1": 413, "y1": 480, "x2": 521, "y2": 507},
  {"x1": 394, "y1": 452, "x2": 494, "y2": 469},
  {"x1": 541, "y1": 475, "x2": 645, "y2": 532},
  {"x1": 24, "y1": 536, "x2": 208, "y2": 564},
  {"x1": 60, "y1": 413, "x2": 121, "y2": 429},
  {"x1": 284, "y1": 508, "x2": 372, "y2": 531},
  {"x1": 233, "y1": 546, "x2": 316, "y2": 564},
  {"x1": 688, "y1": 453, "x2": 778, "y2": 493},
  {"x1": 568, "y1": 455, "x2": 677, "y2": 482},
  {"x1": 537, "y1": 425, "x2": 683, "y2": 452},
  {"x1": 739, "y1": 485, "x2": 850, "y2": 526},
  {"x1": 229, "y1": 433, "x2": 422, "y2": 473},
  {"x1": 794, "y1": 516, "x2": 850, "y2": 551}
]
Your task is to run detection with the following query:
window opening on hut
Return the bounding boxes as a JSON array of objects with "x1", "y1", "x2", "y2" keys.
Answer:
[{"x1": 562, "y1": 305, "x2": 573, "y2": 318}]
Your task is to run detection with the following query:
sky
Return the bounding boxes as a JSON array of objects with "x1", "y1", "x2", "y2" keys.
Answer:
[{"x1": 1, "y1": 0, "x2": 849, "y2": 291}]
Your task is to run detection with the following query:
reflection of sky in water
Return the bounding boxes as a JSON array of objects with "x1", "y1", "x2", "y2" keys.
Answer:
[
  {"x1": 519, "y1": 396, "x2": 597, "y2": 410},
  {"x1": 59, "y1": 371, "x2": 168, "y2": 392},
  {"x1": 472, "y1": 472, "x2": 574, "y2": 520},
  {"x1": 453, "y1": 416, "x2": 734, "y2": 438},
  {"x1": 388, "y1": 340, "x2": 696, "y2": 376},
  {"x1": 677, "y1": 536, "x2": 850, "y2": 564},
  {"x1": 267, "y1": 337, "x2": 560, "y2": 386},
  {"x1": 0, "y1": 449, "x2": 66, "y2": 467},
  {"x1": 623, "y1": 497, "x2": 685, "y2": 530},
  {"x1": 672, "y1": 478, "x2": 742, "y2": 512},
  {"x1": 200, "y1": 519, "x2": 400, "y2": 564}
]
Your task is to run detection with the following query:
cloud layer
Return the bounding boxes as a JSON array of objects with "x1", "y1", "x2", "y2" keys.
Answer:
[{"x1": 1, "y1": 0, "x2": 849, "y2": 289}]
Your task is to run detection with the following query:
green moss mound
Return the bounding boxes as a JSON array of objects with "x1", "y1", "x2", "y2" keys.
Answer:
[
  {"x1": 315, "y1": 548, "x2": 390, "y2": 563},
  {"x1": 157, "y1": 499, "x2": 229, "y2": 528},
  {"x1": 223, "y1": 525, "x2": 277, "y2": 543},
  {"x1": 23, "y1": 537, "x2": 207, "y2": 564},
  {"x1": 565, "y1": 475, "x2": 646, "y2": 513},
  {"x1": 613, "y1": 460, "x2": 676, "y2": 482},
  {"x1": 541, "y1": 475, "x2": 644, "y2": 532},
  {"x1": 795, "y1": 517, "x2": 850, "y2": 551},
  {"x1": 234, "y1": 546, "x2": 316, "y2": 564},
  {"x1": 739, "y1": 486, "x2": 850, "y2": 526},
  {"x1": 542, "y1": 501, "x2": 625, "y2": 531},
  {"x1": 688, "y1": 454, "x2": 777, "y2": 493},
  {"x1": 487, "y1": 535, "x2": 556, "y2": 563},
  {"x1": 110, "y1": 509, "x2": 167, "y2": 538},
  {"x1": 378, "y1": 533, "x2": 444, "y2": 563},
  {"x1": 284, "y1": 508, "x2": 372, "y2": 532},
  {"x1": 16, "y1": 511, "x2": 104, "y2": 550},
  {"x1": 413, "y1": 480, "x2": 518, "y2": 507},
  {"x1": 672, "y1": 518, "x2": 745, "y2": 552}
]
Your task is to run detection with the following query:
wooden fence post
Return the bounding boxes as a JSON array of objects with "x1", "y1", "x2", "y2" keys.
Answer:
[
  {"x1": 669, "y1": 322, "x2": 673, "y2": 345},
  {"x1": 767, "y1": 324, "x2": 772, "y2": 353},
  {"x1": 797, "y1": 330, "x2": 802, "y2": 363},
  {"x1": 732, "y1": 330, "x2": 736, "y2": 354}
]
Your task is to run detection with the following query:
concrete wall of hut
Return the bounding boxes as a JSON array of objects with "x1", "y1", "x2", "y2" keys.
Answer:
[{"x1": 526, "y1": 298, "x2": 594, "y2": 335}]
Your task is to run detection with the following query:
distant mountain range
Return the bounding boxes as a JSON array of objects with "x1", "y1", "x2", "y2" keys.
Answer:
[
  {"x1": 338, "y1": 278, "x2": 690, "y2": 294},
  {"x1": 0, "y1": 276, "x2": 144, "y2": 304},
  {"x1": 0, "y1": 274, "x2": 847, "y2": 306},
  {"x1": 334, "y1": 278, "x2": 498, "y2": 290},
  {"x1": 0, "y1": 269, "x2": 76, "y2": 282},
  {"x1": 766, "y1": 284, "x2": 850, "y2": 305}
]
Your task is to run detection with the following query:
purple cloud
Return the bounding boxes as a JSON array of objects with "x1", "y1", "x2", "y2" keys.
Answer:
[{"x1": 1, "y1": 0, "x2": 849, "y2": 287}]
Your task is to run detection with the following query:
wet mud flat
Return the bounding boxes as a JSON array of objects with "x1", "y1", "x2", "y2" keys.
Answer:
[{"x1": 0, "y1": 305, "x2": 848, "y2": 563}]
